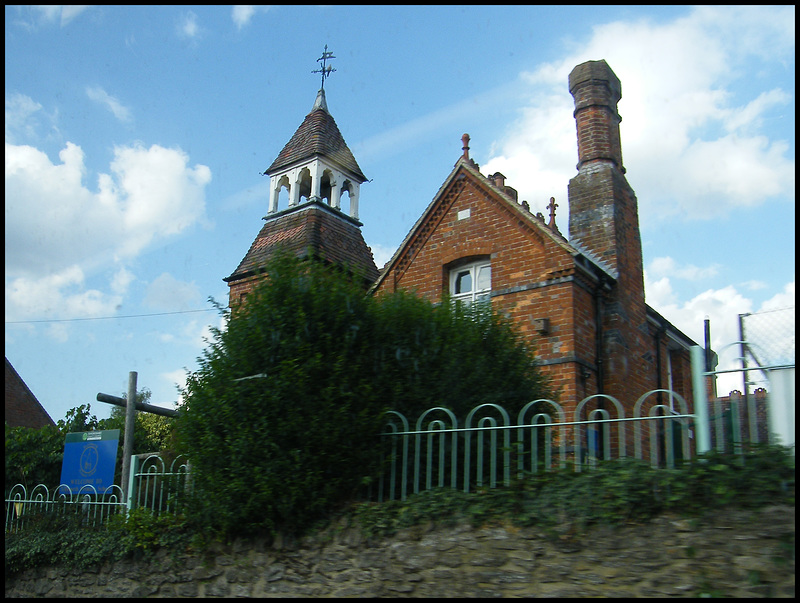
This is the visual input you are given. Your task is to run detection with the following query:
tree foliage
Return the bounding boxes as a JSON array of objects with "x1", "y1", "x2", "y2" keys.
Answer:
[
  {"x1": 4, "y1": 423, "x2": 63, "y2": 495},
  {"x1": 176, "y1": 251, "x2": 552, "y2": 538}
]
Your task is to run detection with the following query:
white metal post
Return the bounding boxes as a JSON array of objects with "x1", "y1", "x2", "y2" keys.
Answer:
[
  {"x1": 126, "y1": 454, "x2": 139, "y2": 513},
  {"x1": 691, "y1": 346, "x2": 711, "y2": 454}
]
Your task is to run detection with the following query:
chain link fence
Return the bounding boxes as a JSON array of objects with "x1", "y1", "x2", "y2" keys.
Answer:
[{"x1": 741, "y1": 306, "x2": 795, "y2": 369}]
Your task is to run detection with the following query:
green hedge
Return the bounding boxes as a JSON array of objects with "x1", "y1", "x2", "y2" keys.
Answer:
[{"x1": 176, "y1": 251, "x2": 552, "y2": 539}]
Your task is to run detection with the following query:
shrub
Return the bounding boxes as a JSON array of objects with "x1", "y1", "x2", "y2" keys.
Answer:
[
  {"x1": 4, "y1": 505, "x2": 190, "y2": 576},
  {"x1": 177, "y1": 253, "x2": 390, "y2": 538},
  {"x1": 176, "y1": 251, "x2": 552, "y2": 539},
  {"x1": 5, "y1": 423, "x2": 64, "y2": 494}
]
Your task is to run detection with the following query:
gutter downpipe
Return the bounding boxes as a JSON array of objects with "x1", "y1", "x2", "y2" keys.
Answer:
[
  {"x1": 653, "y1": 321, "x2": 666, "y2": 463},
  {"x1": 593, "y1": 274, "x2": 607, "y2": 460},
  {"x1": 594, "y1": 274, "x2": 606, "y2": 397}
]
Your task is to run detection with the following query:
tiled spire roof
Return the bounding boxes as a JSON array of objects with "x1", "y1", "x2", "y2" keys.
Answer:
[
  {"x1": 264, "y1": 89, "x2": 367, "y2": 182},
  {"x1": 224, "y1": 202, "x2": 379, "y2": 284}
]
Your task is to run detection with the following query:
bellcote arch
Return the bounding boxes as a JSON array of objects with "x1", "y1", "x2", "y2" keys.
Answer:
[{"x1": 268, "y1": 158, "x2": 361, "y2": 220}]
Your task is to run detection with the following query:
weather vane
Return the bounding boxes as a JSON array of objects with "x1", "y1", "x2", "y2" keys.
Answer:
[{"x1": 312, "y1": 45, "x2": 336, "y2": 90}]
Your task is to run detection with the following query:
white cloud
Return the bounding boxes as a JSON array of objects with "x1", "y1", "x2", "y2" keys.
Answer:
[
  {"x1": 17, "y1": 5, "x2": 91, "y2": 28},
  {"x1": 369, "y1": 243, "x2": 396, "y2": 270},
  {"x1": 47, "y1": 323, "x2": 70, "y2": 343},
  {"x1": 5, "y1": 139, "x2": 211, "y2": 321},
  {"x1": 177, "y1": 10, "x2": 202, "y2": 41},
  {"x1": 111, "y1": 267, "x2": 136, "y2": 296},
  {"x1": 57, "y1": 5, "x2": 91, "y2": 27},
  {"x1": 231, "y1": 5, "x2": 274, "y2": 30},
  {"x1": 146, "y1": 309, "x2": 221, "y2": 356},
  {"x1": 356, "y1": 80, "x2": 522, "y2": 166},
  {"x1": 645, "y1": 273, "x2": 754, "y2": 348},
  {"x1": 232, "y1": 6, "x2": 256, "y2": 29},
  {"x1": 721, "y1": 89, "x2": 792, "y2": 135},
  {"x1": 144, "y1": 273, "x2": 202, "y2": 311},
  {"x1": 5, "y1": 93, "x2": 43, "y2": 143},
  {"x1": 161, "y1": 369, "x2": 190, "y2": 406},
  {"x1": 483, "y1": 5, "x2": 795, "y2": 223},
  {"x1": 644, "y1": 274, "x2": 752, "y2": 395},
  {"x1": 6, "y1": 141, "x2": 211, "y2": 274},
  {"x1": 187, "y1": 319, "x2": 218, "y2": 351},
  {"x1": 758, "y1": 282, "x2": 795, "y2": 313},
  {"x1": 86, "y1": 86, "x2": 133, "y2": 124},
  {"x1": 648, "y1": 257, "x2": 719, "y2": 282},
  {"x1": 4, "y1": 265, "x2": 123, "y2": 325},
  {"x1": 109, "y1": 143, "x2": 212, "y2": 257},
  {"x1": 748, "y1": 284, "x2": 795, "y2": 368},
  {"x1": 645, "y1": 273, "x2": 796, "y2": 395},
  {"x1": 740, "y1": 280, "x2": 768, "y2": 292}
]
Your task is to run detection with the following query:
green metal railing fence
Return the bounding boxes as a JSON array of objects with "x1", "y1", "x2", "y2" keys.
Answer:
[
  {"x1": 5, "y1": 455, "x2": 190, "y2": 533},
  {"x1": 375, "y1": 389, "x2": 696, "y2": 502},
  {"x1": 5, "y1": 483, "x2": 126, "y2": 533},
  {"x1": 10, "y1": 354, "x2": 790, "y2": 530}
]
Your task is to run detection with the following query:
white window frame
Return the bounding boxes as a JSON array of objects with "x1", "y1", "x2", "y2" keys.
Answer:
[{"x1": 449, "y1": 260, "x2": 491, "y2": 306}]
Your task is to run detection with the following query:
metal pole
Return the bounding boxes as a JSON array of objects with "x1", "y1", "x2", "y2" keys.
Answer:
[
  {"x1": 738, "y1": 314, "x2": 750, "y2": 450},
  {"x1": 120, "y1": 372, "x2": 137, "y2": 502},
  {"x1": 126, "y1": 454, "x2": 139, "y2": 513},
  {"x1": 691, "y1": 346, "x2": 711, "y2": 455}
]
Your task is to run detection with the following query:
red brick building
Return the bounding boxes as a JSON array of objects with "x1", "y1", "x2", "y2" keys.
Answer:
[
  {"x1": 227, "y1": 59, "x2": 698, "y2": 420},
  {"x1": 372, "y1": 60, "x2": 698, "y2": 418},
  {"x1": 5, "y1": 357, "x2": 56, "y2": 429}
]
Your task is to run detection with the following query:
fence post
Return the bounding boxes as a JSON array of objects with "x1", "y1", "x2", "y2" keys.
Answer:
[
  {"x1": 691, "y1": 346, "x2": 711, "y2": 455},
  {"x1": 126, "y1": 454, "x2": 139, "y2": 513}
]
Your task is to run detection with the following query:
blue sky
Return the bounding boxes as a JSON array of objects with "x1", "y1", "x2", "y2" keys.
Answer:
[{"x1": 5, "y1": 5, "x2": 795, "y2": 423}]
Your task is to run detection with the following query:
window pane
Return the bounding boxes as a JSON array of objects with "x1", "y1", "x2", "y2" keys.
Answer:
[
  {"x1": 454, "y1": 270, "x2": 472, "y2": 294},
  {"x1": 476, "y1": 265, "x2": 491, "y2": 291}
]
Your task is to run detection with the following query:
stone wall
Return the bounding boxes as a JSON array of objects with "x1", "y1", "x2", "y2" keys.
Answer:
[{"x1": 6, "y1": 505, "x2": 794, "y2": 598}]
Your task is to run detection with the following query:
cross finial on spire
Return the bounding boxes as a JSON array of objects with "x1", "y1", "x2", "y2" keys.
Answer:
[{"x1": 312, "y1": 45, "x2": 336, "y2": 90}]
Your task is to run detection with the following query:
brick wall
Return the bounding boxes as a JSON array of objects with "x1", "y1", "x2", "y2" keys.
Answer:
[
  {"x1": 374, "y1": 170, "x2": 599, "y2": 416},
  {"x1": 227, "y1": 59, "x2": 698, "y2": 434},
  {"x1": 373, "y1": 60, "x2": 697, "y2": 424}
]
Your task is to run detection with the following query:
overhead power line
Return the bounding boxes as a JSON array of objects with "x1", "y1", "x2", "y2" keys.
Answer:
[{"x1": 5, "y1": 308, "x2": 218, "y2": 325}]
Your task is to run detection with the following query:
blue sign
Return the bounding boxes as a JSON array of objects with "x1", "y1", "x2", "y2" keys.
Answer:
[{"x1": 59, "y1": 430, "x2": 120, "y2": 495}]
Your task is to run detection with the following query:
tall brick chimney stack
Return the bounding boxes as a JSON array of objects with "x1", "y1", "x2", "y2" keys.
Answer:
[
  {"x1": 567, "y1": 60, "x2": 649, "y2": 399},
  {"x1": 567, "y1": 60, "x2": 642, "y2": 289},
  {"x1": 569, "y1": 60, "x2": 624, "y2": 174}
]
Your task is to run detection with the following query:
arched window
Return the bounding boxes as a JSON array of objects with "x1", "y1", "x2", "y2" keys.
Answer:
[
  {"x1": 276, "y1": 175, "x2": 291, "y2": 208},
  {"x1": 450, "y1": 260, "x2": 491, "y2": 306},
  {"x1": 297, "y1": 167, "x2": 312, "y2": 202},
  {"x1": 321, "y1": 169, "x2": 335, "y2": 205}
]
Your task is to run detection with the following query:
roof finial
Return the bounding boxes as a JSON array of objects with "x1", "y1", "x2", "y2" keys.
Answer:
[
  {"x1": 461, "y1": 133, "x2": 470, "y2": 161},
  {"x1": 312, "y1": 45, "x2": 336, "y2": 91},
  {"x1": 547, "y1": 197, "x2": 560, "y2": 232}
]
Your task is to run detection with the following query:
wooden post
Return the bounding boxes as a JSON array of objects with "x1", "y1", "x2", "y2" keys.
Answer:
[
  {"x1": 96, "y1": 392, "x2": 178, "y2": 417},
  {"x1": 120, "y1": 371, "x2": 137, "y2": 503}
]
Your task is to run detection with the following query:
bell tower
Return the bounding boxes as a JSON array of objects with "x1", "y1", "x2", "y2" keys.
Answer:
[
  {"x1": 225, "y1": 46, "x2": 378, "y2": 306},
  {"x1": 265, "y1": 46, "x2": 367, "y2": 220}
]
